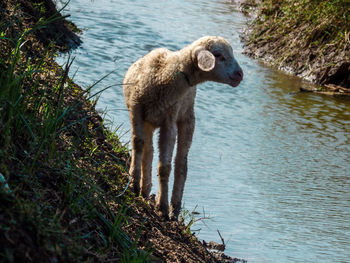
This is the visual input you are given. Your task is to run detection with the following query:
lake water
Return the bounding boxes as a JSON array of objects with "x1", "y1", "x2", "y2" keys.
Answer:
[{"x1": 56, "y1": 0, "x2": 350, "y2": 262}]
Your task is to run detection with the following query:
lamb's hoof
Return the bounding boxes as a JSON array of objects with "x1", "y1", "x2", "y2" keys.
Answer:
[
  {"x1": 131, "y1": 183, "x2": 140, "y2": 196},
  {"x1": 169, "y1": 204, "x2": 180, "y2": 221},
  {"x1": 146, "y1": 194, "x2": 156, "y2": 205},
  {"x1": 169, "y1": 212, "x2": 178, "y2": 221},
  {"x1": 141, "y1": 190, "x2": 151, "y2": 199},
  {"x1": 156, "y1": 204, "x2": 169, "y2": 220}
]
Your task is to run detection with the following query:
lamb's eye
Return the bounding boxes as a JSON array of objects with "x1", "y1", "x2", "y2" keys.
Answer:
[{"x1": 213, "y1": 52, "x2": 225, "y2": 61}]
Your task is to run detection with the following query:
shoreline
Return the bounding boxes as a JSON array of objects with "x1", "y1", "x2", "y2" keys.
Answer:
[{"x1": 238, "y1": 0, "x2": 350, "y2": 96}]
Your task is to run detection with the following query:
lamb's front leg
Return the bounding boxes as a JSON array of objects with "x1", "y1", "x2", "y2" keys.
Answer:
[
  {"x1": 156, "y1": 121, "x2": 176, "y2": 218},
  {"x1": 170, "y1": 115, "x2": 195, "y2": 220}
]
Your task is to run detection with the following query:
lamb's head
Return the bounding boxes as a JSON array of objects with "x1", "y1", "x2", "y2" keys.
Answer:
[{"x1": 191, "y1": 36, "x2": 243, "y2": 87}]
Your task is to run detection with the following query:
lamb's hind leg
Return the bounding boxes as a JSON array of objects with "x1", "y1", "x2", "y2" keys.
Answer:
[
  {"x1": 156, "y1": 121, "x2": 176, "y2": 218},
  {"x1": 129, "y1": 107, "x2": 145, "y2": 195},
  {"x1": 141, "y1": 123, "x2": 154, "y2": 198},
  {"x1": 170, "y1": 114, "x2": 195, "y2": 220}
]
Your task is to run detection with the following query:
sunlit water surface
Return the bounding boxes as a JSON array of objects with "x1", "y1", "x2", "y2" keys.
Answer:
[{"x1": 57, "y1": 1, "x2": 350, "y2": 262}]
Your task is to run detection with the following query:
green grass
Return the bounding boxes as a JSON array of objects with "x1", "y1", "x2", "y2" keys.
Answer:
[
  {"x1": 0, "y1": 4, "x2": 151, "y2": 262},
  {"x1": 245, "y1": 0, "x2": 349, "y2": 88},
  {"x1": 179, "y1": 205, "x2": 212, "y2": 237},
  {"x1": 266, "y1": 0, "x2": 348, "y2": 44},
  {"x1": 249, "y1": 0, "x2": 349, "y2": 62}
]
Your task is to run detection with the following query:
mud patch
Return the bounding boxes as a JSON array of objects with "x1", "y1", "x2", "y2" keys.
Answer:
[{"x1": 124, "y1": 196, "x2": 246, "y2": 263}]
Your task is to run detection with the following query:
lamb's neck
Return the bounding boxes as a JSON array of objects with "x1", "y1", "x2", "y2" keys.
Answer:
[{"x1": 175, "y1": 48, "x2": 204, "y2": 87}]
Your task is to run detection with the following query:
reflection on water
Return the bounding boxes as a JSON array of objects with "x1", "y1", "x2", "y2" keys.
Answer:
[{"x1": 57, "y1": 0, "x2": 350, "y2": 262}]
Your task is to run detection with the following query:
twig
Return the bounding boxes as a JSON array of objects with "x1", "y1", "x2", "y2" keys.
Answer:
[{"x1": 217, "y1": 229, "x2": 225, "y2": 246}]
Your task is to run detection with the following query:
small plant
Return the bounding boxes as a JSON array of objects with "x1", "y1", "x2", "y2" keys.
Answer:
[{"x1": 179, "y1": 205, "x2": 212, "y2": 236}]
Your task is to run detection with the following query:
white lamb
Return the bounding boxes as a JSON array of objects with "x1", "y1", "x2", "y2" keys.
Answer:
[{"x1": 123, "y1": 36, "x2": 243, "y2": 219}]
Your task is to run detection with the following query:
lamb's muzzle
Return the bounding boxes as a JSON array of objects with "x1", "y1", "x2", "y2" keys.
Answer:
[
  {"x1": 230, "y1": 68, "x2": 244, "y2": 86},
  {"x1": 123, "y1": 36, "x2": 243, "y2": 220}
]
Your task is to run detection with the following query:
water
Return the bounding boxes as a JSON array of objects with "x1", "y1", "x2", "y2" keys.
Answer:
[{"x1": 56, "y1": 1, "x2": 350, "y2": 262}]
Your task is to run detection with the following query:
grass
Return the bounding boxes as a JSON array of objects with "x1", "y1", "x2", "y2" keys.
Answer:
[
  {"x1": 250, "y1": 0, "x2": 349, "y2": 54},
  {"x1": 179, "y1": 205, "x2": 212, "y2": 237},
  {"x1": 245, "y1": 0, "x2": 349, "y2": 87},
  {"x1": 261, "y1": 0, "x2": 348, "y2": 44},
  {"x1": 0, "y1": 2, "x2": 151, "y2": 262}
]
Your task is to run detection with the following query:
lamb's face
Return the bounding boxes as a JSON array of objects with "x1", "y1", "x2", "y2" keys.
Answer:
[
  {"x1": 209, "y1": 41, "x2": 243, "y2": 87},
  {"x1": 194, "y1": 37, "x2": 243, "y2": 87}
]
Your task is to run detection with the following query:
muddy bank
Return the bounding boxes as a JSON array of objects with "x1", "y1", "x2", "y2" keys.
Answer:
[
  {"x1": 0, "y1": 0, "x2": 245, "y2": 262},
  {"x1": 240, "y1": 0, "x2": 350, "y2": 95}
]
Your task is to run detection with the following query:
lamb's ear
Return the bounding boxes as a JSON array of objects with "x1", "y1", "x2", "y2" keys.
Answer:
[{"x1": 194, "y1": 47, "x2": 215, "y2": 72}]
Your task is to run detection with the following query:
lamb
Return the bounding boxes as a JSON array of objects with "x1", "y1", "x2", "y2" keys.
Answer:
[{"x1": 123, "y1": 36, "x2": 243, "y2": 219}]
